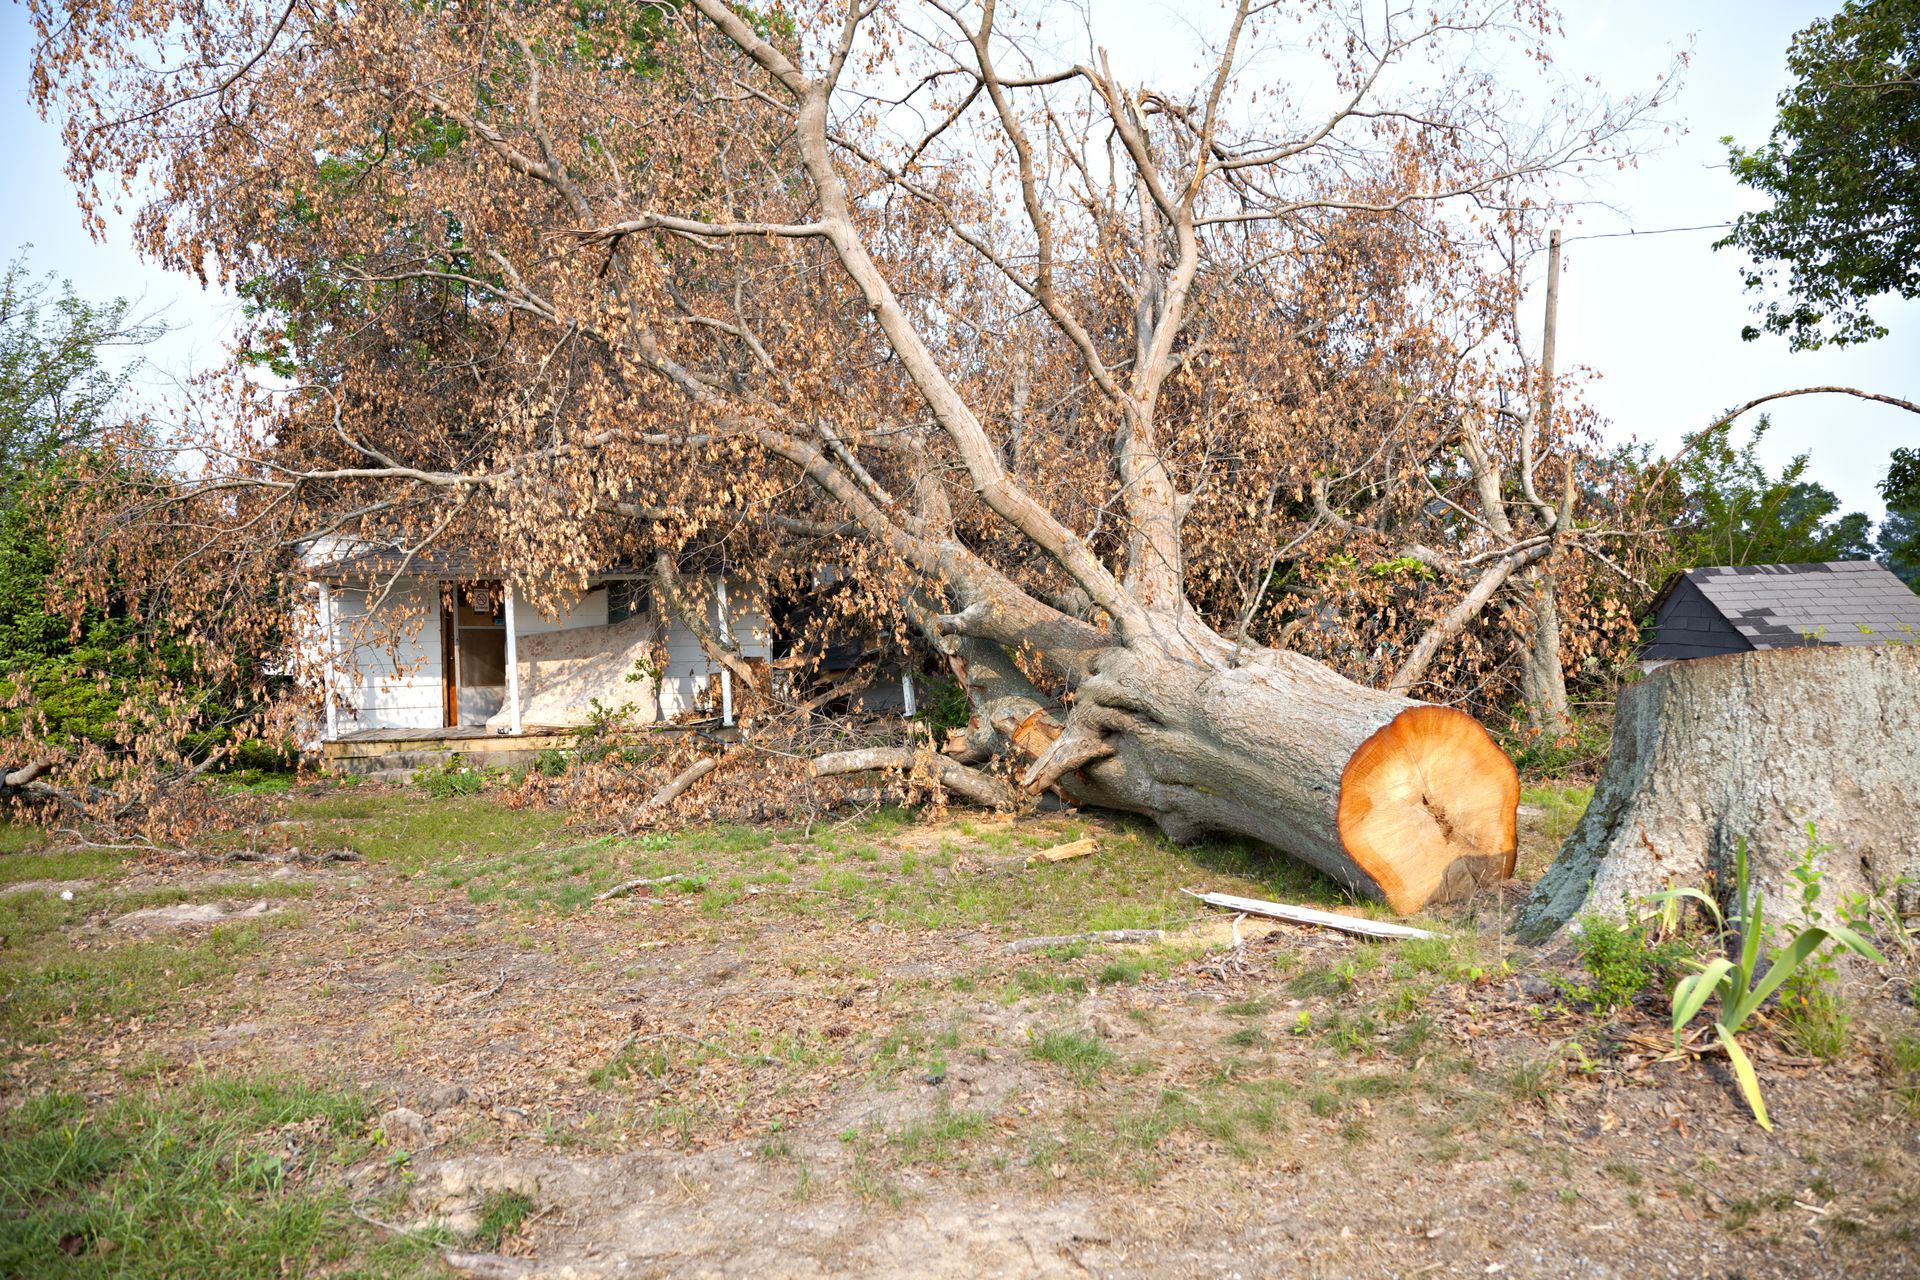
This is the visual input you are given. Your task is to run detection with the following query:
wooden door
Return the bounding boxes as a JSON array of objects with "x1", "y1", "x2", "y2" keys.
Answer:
[{"x1": 439, "y1": 586, "x2": 458, "y2": 729}]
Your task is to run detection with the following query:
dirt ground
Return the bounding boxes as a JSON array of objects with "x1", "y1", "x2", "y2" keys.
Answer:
[{"x1": 3, "y1": 783, "x2": 1918, "y2": 1278}]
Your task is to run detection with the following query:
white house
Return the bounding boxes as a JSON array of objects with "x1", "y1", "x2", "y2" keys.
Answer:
[{"x1": 304, "y1": 544, "x2": 772, "y2": 756}]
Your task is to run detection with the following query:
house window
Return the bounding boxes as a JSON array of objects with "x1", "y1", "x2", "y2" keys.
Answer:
[{"x1": 607, "y1": 579, "x2": 647, "y2": 625}]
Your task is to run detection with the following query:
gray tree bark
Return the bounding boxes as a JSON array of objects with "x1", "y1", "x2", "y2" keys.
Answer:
[
  {"x1": 1518, "y1": 645, "x2": 1920, "y2": 940},
  {"x1": 1516, "y1": 567, "x2": 1573, "y2": 738},
  {"x1": 916, "y1": 612, "x2": 1519, "y2": 914}
]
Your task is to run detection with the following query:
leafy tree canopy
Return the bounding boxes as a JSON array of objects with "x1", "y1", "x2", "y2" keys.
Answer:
[
  {"x1": 0, "y1": 254, "x2": 251, "y2": 758},
  {"x1": 1880, "y1": 446, "x2": 1920, "y2": 584},
  {"x1": 1660, "y1": 419, "x2": 1875, "y2": 570},
  {"x1": 1719, "y1": 0, "x2": 1920, "y2": 349},
  {"x1": 0, "y1": 254, "x2": 158, "y2": 494}
]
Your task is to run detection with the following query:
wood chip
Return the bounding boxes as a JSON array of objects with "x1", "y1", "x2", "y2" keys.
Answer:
[{"x1": 1026, "y1": 837, "x2": 1097, "y2": 865}]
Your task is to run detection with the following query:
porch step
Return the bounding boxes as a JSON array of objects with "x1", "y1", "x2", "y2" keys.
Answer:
[{"x1": 325, "y1": 742, "x2": 567, "y2": 777}]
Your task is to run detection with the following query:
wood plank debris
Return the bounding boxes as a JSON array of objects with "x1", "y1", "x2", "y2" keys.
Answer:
[
  {"x1": 1026, "y1": 836, "x2": 1097, "y2": 865},
  {"x1": 1005, "y1": 928, "x2": 1164, "y2": 954},
  {"x1": 1183, "y1": 890, "x2": 1438, "y2": 940}
]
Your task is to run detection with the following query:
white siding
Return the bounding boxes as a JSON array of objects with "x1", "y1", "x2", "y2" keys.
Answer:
[
  {"x1": 329, "y1": 579, "x2": 444, "y2": 731},
  {"x1": 517, "y1": 586, "x2": 611, "y2": 636},
  {"x1": 305, "y1": 572, "x2": 769, "y2": 733},
  {"x1": 657, "y1": 577, "x2": 771, "y2": 718}
]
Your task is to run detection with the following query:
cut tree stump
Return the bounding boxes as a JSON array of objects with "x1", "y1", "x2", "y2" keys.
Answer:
[
  {"x1": 1335, "y1": 705, "x2": 1519, "y2": 913},
  {"x1": 1518, "y1": 646, "x2": 1920, "y2": 940}
]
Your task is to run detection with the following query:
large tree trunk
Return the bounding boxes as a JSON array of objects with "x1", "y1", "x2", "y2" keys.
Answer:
[
  {"x1": 1517, "y1": 567, "x2": 1573, "y2": 738},
  {"x1": 924, "y1": 615, "x2": 1519, "y2": 915},
  {"x1": 1517, "y1": 646, "x2": 1920, "y2": 941}
]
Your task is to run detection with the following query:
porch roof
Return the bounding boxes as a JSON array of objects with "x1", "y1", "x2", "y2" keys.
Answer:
[{"x1": 308, "y1": 543, "x2": 645, "y2": 584}]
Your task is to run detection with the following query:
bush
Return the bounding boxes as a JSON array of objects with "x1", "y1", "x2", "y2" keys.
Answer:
[
  {"x1": 1499, "y1": 713, "x2": 1612, "y2": 780},
  {"x1": 1556, "y1": 915, "x2": 1690, "y2": 1013},
  {"x1": 535, "y1": 747, "x2": 573, "y2": 777},
  {"x1": 415, "y1": 759, "x2": 486, "y2": 799},
  {"x1": 915, "y1": 674, "x2": 971, "y2": 738},
  {"x1": 1, "y1": 467, "x2": 283, "y2": 766}
]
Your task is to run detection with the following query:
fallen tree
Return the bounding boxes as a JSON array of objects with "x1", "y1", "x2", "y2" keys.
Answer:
[
  {"x1": 31, "y1": 0, "x2": 1679, "y2": 908},
  {"x1": 1518, "y1": 646, "x2": 1920, "y2": 939}
]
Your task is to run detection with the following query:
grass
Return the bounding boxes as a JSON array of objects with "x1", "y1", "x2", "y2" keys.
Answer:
[
  {"x1": 0, "y1": 817, "x2": 51, "y2": 857},
  {"x1": 1502, "y1": 1054, "x2": 1561, "y2": 1106},
  {"x1": 0, "y1": 1074, "x2": 439, "y2": 1279},
  {"x1": 1890, "y1": 1031, "x2": 1920, "y2": 1117},
  {"x1": 891, "y1": 1104, "x2": 989, "y2": 1166},
  {"x1": 472, "y1": 1188, "x2": 537, "y2": 1251},
  {"x1": 271, "y1": 793, "x2": 573, "y2": 877},
  {"x1": 1777, "y1": 974, "x2": 1851, "y2": 1061},
  {"x1": 0, "y1": 916, "x2": 277, "y2": 1048},
  {"x1": 1029, "y1": 1028, "x2": 1117, "y2": 1085},
  {"x1": 1515, "y1": 784, "x2": 1593, "y2": 881},
  {"x1": 256, "y1": 786, "x2": 1355, "y2": 936},
  {"x1": 0, "y1": 826, "x2": 310, "y2": 1050}
]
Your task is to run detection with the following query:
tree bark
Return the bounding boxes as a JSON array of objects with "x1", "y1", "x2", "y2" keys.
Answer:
[
  {"x1": 812, "y1": 745, "x2": 1016, "y2": 809},
  {"x1": 1517, "y1": 646, "x2": 1920, "y2": 940},
  {"x1": 988, "y1": 629, "x2": 1518, "y2": 914},
  {"x1": 1516, "y1": 567, "x2": 1573, "y2": 737}
]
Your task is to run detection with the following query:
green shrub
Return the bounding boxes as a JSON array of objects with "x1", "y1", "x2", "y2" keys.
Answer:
[
  {"x1": 534, "y1": 748, "x2": 572, "y2": 777},
  {"x1": 914, "y1": 674, "x2": 971, "y2": 738},
  {"x1": 1556, "y1": 915, "x2": 1689, "y2": 1012},
  {"x1": 415, "y1": 759, "x2": 486, "y2": 799},
  {"x1": 1500, "y1": 715, "x2": 1611, "y2": 780}
]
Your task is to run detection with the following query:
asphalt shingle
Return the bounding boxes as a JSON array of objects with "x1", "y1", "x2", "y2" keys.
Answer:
[{"x1": 1674, "y1": 561, "x2": 1920, "y2": 651}]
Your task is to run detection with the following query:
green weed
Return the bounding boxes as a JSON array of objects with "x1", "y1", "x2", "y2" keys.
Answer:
[
  {"x1": 1556, "y1": 915, "x2": 1688, "y2": 1013},
  {"x1": 891, "y1": 1105, "x2": 988, "y2": 1167},
  {"x1": 1890, "y1": 1032, "x2": 1920, "y2": 1117},
  {"x1": 0, "y1": 1075, "x2": 437, "y2": 1279},
  {"x1": 1777, "y1": 972, "x2": 1851, "y2": 1061},
  {"x1": 1028, "y1": 1028, "x2": 1116, "y2": 1085}
]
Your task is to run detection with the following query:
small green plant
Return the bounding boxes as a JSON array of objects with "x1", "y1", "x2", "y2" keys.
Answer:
[
  {"x1": 472, "y1": 1188, "x2": 536, "y2": 1250},
  {"x1": 1776, "y1": 971, "x2": 1850, "y2": 1060},
  {"x1": 914, "y1": 674, "x2": 972, "y2": 737},
  {"x1": 1890, "y1": 1031, "x2": 1920, "y2": 1117},
  {"x1": 416, "y1": 758, "x2": 486, "y2": 799},
  {"x1": 534, "y1": 747, "x2": 572, "y2": 777},
  {"x1": 1556, "y1": 914, "x2": 1688, "y2": 1012},
  {"x1": 1028, "y1": 1028, "x2": 1116, "y2": 1085},
  {"x1": 1651, "y1": 836, "x2": 1884, "y2": 1130}
]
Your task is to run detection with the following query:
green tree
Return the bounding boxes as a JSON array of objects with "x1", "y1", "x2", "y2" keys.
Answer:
[
  {"x1": 0, "y1": 254, "x2": 157, "y2": 495},
  {"x1": 1719, "y1": 0, "x2": 1920, "y2": 349},
  {"x1": 1660, "y1": 420, "x2": 1875, "y2": 570},
  {"x1": 0, "y1": 255, "x2": 177, "y2": 753},
  {"x1": 1880, "y1": 447, "x2": 1920, "y2": 585}
]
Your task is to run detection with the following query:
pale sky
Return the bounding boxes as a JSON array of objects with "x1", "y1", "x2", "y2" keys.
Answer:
[{"x1": 3, "y1": 0, "x2": 1914, "y2": 520}]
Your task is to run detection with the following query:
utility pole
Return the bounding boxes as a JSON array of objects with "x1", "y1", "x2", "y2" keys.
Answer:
[{"x1": 1540, "y1": 228, "x2": 1561, "y2": 434}]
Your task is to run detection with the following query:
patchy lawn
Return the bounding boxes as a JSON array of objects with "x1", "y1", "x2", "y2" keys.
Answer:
[{"x1": 1, "y1": 783, "x2": 1916, "y2": 1278}]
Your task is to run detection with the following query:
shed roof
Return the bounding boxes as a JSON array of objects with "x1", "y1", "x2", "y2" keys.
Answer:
[{"x1": 1650, "y1": 561, "x2": 1920, "y2": 650}]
